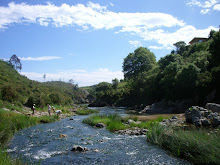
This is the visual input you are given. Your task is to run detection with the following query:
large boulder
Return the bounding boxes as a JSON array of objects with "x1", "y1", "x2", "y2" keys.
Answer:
[
  {"x1": 185, "y1": 106, "x2": 202, "y2": 124},
  {"x1": 143, "y1": 99, "x2": 193, "y2": 114},
  {"x1": 206, "y1": 103, "x2": 220, "y2": 113},
  {"x1": 185, "y1": 106, "x2": 220, "y2": 127}
]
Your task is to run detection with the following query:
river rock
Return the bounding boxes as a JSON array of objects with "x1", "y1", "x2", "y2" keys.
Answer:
[
  {"x1": 115, "y1": 128, "x2": 148, "y2": 135},
  {"x1": 71, "y1": 145, "x2": 89, "y2": 152},
  {"x1": 59, "y1": 134, "x2": 68, "y2": 138},
  {"x1": 206, "y1": 103, "x2": 220, "y2": 113},
  {"x1": 160, "y1": 116, "x2": 184, "y2": 126},
  {"x1": 95, "y1": 123, "x2": 106, "y2": 128}
]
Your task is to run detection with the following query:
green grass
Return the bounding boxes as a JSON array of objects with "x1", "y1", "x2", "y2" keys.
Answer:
[
  {"x1": 76, "y1": 109, "x2": 99, "y2": 115},
  {"x1": 83, "y1": 114, "x2": 167, "y2": 132},
  {"x1": 83, "y1": 114, "x2": 128, "y2": 131},
  {"x1": 146, "y1": 125, "x2": 220, "y2": 164}
]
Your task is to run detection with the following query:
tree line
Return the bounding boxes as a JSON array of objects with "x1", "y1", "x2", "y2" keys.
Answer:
[{"x1": 90, "y1": 30, "x2": 220, "y2": 108}]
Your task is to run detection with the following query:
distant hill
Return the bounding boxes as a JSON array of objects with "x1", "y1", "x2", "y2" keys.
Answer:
[{"x1": 0, "y1": 60, "x2": 90, "y2": 108}]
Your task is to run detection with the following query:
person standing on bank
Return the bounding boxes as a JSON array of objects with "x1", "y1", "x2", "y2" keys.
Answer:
[
  {"x1": 32, "y1": 104, "x2": 35, "y2": 115},
  {"x1": 47, "y1": 104, "x2": 51, "y2": 116}
]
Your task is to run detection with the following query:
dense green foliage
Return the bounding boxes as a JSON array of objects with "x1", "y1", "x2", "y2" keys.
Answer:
[
  {"x1": 0, "y1": 60, "x2": 89, "y2": 108},
  {"x1": 146, "y1": 125, "x2": 220, "y2": 164},
  {"x1": 91, "y1": 30, "x2": 220, "y2": 107},
  {"x1": 123, "y1": 47, "x2": 156, "y2": 79}
]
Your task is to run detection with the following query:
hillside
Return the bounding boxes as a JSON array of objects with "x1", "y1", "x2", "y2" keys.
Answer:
[
  {"x1": 89, "y1": 30, "x2": 220, "y2": 110},
  {"x1": 0, "y1": 60, "x2": 89, "y2": 108}
]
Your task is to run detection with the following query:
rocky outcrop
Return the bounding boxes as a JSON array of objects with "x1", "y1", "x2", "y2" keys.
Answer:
[
  {"x1": 71, "y1": 145, "x2": 89, "y2": 152},
  {"x1": 185, "y1": 106, "x2": 220, "y2": 127},
  {"x1": 140, "y1": 99, "x2": 193, "y2": 114},
  {"x1": 205, "y1": 103, "x2": 220, "y2": 113}
]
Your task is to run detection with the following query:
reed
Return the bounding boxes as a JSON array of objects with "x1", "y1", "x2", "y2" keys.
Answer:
[{"x1": 146, "y1": 125, "x2": 220, "y2": 164}]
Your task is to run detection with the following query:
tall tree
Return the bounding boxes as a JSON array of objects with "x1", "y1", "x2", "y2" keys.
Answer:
[
  {"x1": 43, "y1": 74, "x2": 46, "y2": 81},
  {"x1": 9, "y1": 54, "x2": 22, "y2": 71},
  {"x1": 173, "y1": 41, "x2": 186, "y2": 55},
  {"x1": 112, "y1": 78, "x2": 119, "y2": 89},
  {"x1": 122, "y1": 47, "x2": 156, "y2": 79}
]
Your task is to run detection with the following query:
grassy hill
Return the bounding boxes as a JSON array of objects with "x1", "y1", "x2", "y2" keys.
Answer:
[{"x1": 0, "y1": 60, "x2": 89, "y2": 108}]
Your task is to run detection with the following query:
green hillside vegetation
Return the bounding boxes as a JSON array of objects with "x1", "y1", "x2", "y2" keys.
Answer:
[
  {"x1": 0, "y1": 60, "x2": 89, "y2": 109},
  {"x1": 90, "y1": 30, "x2": 220, "y2": 107}
]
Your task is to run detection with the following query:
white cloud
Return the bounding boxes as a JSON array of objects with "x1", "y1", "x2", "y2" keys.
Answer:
[
  {"x1": 201, "y1": 8, "x2": 210, "y2": 14},
  {"x1": 149, "y1": 46, "x2": 173, "y2": 50},
  {"x1": 129, "y1": 40, "x2": 141, "y2": 47},
  {"x1": 0, "y1": 2, "x2": 217, "y2": 50},
  {"x1": 187, "y1": 0, "x2": 219, "y2": 14},
  {"x1": 20, "y1": 56, "x2": 63, "y2": 61},
  {"x1": 213, "y1": 3, "x2": 220, "y2": 10},
  {"x1": 110, "y1": 3, "x2": 114, "y2": 7},
  {"x1": 20, "y1": 68, "x2": 124, "y2": 87},
  {"x1": 0, "y1": 2, "x2": 184, "y2": 30},
  {"x1": 134, "y1": 25, "x2": 217, "y2": 47}
]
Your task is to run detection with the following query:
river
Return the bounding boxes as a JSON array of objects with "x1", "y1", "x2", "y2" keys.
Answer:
[{"x1": 9, "y1": 107, "x2": 190, "y2": 165}]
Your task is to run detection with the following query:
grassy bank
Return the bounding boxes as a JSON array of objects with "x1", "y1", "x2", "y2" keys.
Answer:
[
  {"x1": 75, "y1": 109, "x2": 99, "y2": 115},
  {"x1": 146, "y1": 124, "x2": 220, "y2": 164},
  {"x1": 0, "y1": 109, "x2": 59, "y2": 164},
  {"x1": 82, "y1": 114, "x2": 166, "y2": 132}
]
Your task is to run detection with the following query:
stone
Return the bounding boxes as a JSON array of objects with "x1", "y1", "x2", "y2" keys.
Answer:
[
  {"x1": 185, "y1": 106, "x2": 202, "y2": 123},
  {"x1": 95, "y1": 123, "x2": 106, "y2": 128},
  {"x1": 59, "y1": 134, "x2": 68, "y2": 138},
  {"x1": 172, "y1": 116, "x2": 178, "y2": 120},
  {"x1": 212, "y1": 116, "x2": 220, "y2": 126},
  {"x1": 206, "y1": 103, "x2": 220, "y2": 113},
  {"x1": 71, "y1": 145, "x2": 89, "y2": 152},
  {"x1": 193, "y1": 117, "x2": 202, "y2": 127},
  {"x1": 70, "y1": 118, "x2": 74, "y2": 120},
  {"x1": 201, "y1": 119, "x2": 211, "y2": 126},
  {"x1": 127, "y1": 119, "x2": 136, "y2": 124}
]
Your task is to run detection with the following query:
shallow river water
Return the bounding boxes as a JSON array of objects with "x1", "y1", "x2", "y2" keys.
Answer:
[{"x1": 9, "y1": 107, "x2": 191, "y2": 165}]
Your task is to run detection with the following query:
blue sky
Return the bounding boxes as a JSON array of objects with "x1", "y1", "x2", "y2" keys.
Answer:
[{"x1": 0, "y1": 0, "x2": 219, "y2": 86}]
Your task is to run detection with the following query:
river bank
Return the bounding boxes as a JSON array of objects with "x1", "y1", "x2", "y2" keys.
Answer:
[
  {"x1": 7, "y1": 106, "x2": 190, "y2": 165},
  {"x1": 82, "y1": 106, "x2": 220, "y2": 165},
  {"x1": 0, "y1": 104, "x2": 96, "y2": 164}
]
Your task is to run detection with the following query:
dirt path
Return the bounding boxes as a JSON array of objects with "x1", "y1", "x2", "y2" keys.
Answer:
[{"x1": 137, "y1": 113, "x2": 185, "y2": 121}]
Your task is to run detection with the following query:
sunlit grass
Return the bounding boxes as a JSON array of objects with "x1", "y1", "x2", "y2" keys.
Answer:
[
  {"x1": 83, "y1": 114, "x2": 167, "y2": 132},
  {"x1": 146, "y1": 125, "x2": 220, "y2": 164},
  {"x1": 76, "y1": 109, "x2": 99, "y2": 115}
]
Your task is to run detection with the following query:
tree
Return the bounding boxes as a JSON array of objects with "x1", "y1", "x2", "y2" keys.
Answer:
[
  {"x1": 43, "y1": 74, "x2": 46, "y2": 81},
  {"x1": 112, "y1": 78, "x2": 119, "y2": 89},
  {"x1": 173, "y1": 41, "x2": 186, "y2": 55},
  {"x1": 122, "y1": 47, "x2": 156, "y2": 79},
  {"x1": 69, "y1": 79, "x2": 74, "y2": 84},
  {"x1": 9, "y1": 54, "x2": 22, "y2": 70}
]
